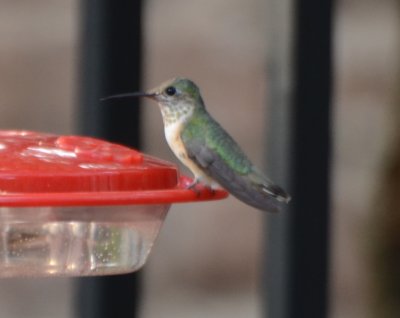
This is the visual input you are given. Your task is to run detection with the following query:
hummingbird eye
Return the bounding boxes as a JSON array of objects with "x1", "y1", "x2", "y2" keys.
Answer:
[{"x1": 165, "y1": 86, "x2": 176, "y2": 96}]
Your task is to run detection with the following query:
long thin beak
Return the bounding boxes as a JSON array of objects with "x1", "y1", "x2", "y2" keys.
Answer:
[{"x1": 100, "y1": 92, "x2": 155, "y2": 102}]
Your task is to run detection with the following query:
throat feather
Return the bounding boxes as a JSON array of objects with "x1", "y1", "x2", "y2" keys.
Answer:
[{"x1": 160, "y1": 104, "x2": 193, "y2": 126}]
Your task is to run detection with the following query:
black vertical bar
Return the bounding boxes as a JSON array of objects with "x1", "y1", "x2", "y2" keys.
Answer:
[
  {"x1": 75, "y1": 275, "x2": 142, "y2": 318},
  {"x1": 75, "y1": 0, "x2": 143, "y2": 317},
  {"x1": 78, "y1": 0, "x2": 142, "y2": 147},
  {"x1": 265, "y1": 0, "x2": 333, "y2": 317}
]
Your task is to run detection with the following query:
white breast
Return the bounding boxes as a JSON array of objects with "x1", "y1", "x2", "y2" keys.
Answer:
[
  {"x1": 164, "y1": 121, "x2": 183, "y2": 151},
  {"x1": 164, "y1": 120, "x2": 215, "y2": 186},
  {"x1": 164, "y1": 121, "x2": 191, "y2": 165}
]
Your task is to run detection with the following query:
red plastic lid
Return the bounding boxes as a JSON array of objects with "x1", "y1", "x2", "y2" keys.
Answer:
[{"x1": 0, "y1": 130, "x2": 227, "y2": 207}]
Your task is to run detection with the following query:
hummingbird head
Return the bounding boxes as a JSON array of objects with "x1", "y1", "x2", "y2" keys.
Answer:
[
  {"x1": 145, "y1": 77, "x2": 206, "y2": 125},
  {"x1": 102, "y1": 77, "x2": 205, "y2": 126},
  {"x1": 146, "y1": 77, "x2": 204, "y2": 107}
]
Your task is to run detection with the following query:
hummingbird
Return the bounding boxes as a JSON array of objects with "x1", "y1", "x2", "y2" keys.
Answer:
[{"x1": 102, "y1": 77, "x2": 290, "y2": 212}]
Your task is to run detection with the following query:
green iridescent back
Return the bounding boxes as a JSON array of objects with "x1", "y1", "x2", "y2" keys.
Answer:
[{"x1": 181, "y1": 107, "x2": 253, "y2": 175}]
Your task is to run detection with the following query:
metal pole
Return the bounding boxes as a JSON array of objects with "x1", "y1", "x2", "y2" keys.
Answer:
[
  {"x1": 77, "y1": 0, "x2": 143, "y2": 146},
  {"x1": 265, "y1": 0, "x2": 333, "y2": 317},
  {"x1": 75, "y1": 0, "x2": 143, "y2": 317}
]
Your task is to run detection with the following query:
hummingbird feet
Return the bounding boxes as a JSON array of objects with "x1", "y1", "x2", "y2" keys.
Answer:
[
  {"x1": 208, "y1": 187, "x2": 216, "y2": 196},
  {"x1": 186, "y1": 179, "x2": 216, "y2": 197},
  {"x1": 186, "y1": 179, "x2": 201, "y2": 196}
]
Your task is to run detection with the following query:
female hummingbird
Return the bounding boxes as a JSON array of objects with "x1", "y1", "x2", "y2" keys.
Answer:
[{"x1": 102, "y1": 77, "x2": 290, "y2": 212}]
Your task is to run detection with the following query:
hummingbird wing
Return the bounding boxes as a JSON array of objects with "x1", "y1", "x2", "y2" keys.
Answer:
[{"x1": 182, "y1": 115, "x2": 289, "y2": 212}]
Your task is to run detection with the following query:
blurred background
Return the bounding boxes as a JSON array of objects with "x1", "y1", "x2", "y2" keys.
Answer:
[{"x1": 0, "y1": 0, "x2": 399, "y2": 317}]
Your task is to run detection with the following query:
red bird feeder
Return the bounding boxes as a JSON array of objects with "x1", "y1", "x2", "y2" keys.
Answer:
[{"x1": 0, "y1": 130, "x2": 227, "y2": 277}]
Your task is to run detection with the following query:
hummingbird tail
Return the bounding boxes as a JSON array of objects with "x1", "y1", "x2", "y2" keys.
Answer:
[
  {"x1": 231, "y1": 180, "x2": 288, "y2": 213},
  {"x1": 260, "y1": 183, "x2": 291, "y2": 204},
  {"x1": 211, "y1": 168, "x2": 290, "y2": 213}
]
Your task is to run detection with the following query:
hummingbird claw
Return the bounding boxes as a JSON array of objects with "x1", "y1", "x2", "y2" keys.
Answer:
[
  {"x1": 186, "y1": 179, "x2": 199, "y2": 189},
  {"x1": 186, "y1": 179, "x2": 217, "y2": 197},
  {"x1": 205, "y1": 185, "x2": 216, "y2": 196},
  {"x1": 186, "y1": 180, "x2": 200, "y2": 197},
  {"x1": 210, "y1": 187, "x2": 216, "y2": 197}
]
